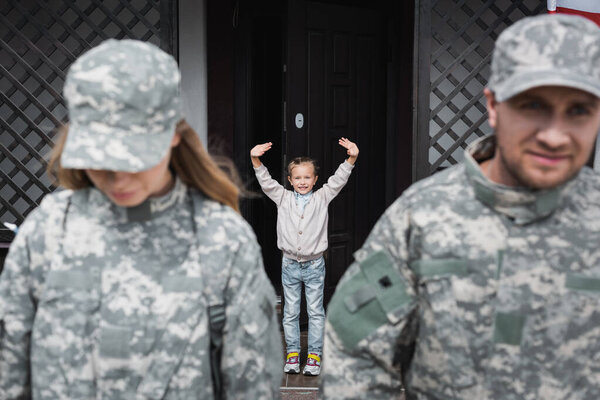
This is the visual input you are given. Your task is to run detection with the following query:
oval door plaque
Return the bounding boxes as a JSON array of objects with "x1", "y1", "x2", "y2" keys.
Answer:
[{"x1": 295, "y1": 113, "x2": 304, "y2": 129}]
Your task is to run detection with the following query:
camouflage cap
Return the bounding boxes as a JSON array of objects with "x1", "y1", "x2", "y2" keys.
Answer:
[
  {"x1": 489, "y1": 14, "x2": 600, "y2": 102},
  {"x1": 61, "y1": 39, "x2": 183, "y2": 172}
]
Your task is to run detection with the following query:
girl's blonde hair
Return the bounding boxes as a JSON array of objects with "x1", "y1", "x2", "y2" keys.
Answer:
[
  {"x1": 287, "y1": 156, "x2": 319, "y2": 177},
  {"x1": 47, "y1": 120, "x2": 240, "y2": 212}
]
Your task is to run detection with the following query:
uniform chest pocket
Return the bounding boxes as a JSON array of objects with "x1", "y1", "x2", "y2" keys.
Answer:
[
  {"x1": 532, "y1": 273, "x2": 600, "y2": 387},
  {"x1": 542, "y1": 274, "x2": 600, "y2": 342},
  {"x1": 35, "y1": 270, "x2": 99, "y2": 337},
  {"x1": 411, "y1": 258, "x2": 477, "y2": 389},
  {"x1": 31, "y1": 269, "x2": 100, "y2": 392},
  {"x1": 558, "y1": 274, "x2": 600, "y2": 346}
]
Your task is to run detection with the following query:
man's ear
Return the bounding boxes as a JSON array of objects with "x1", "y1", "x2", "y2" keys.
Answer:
[{"x1": 484, "y1": 88, "x2": 498, "y2": 129}]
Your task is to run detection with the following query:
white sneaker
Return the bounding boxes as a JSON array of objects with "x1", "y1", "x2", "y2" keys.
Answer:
[
  {"x1": 302, "y1": 353, "x2": 321, "y2": 376},
  {"x1": 284, "y1": 352, "x2": 300, "y2": 374}
]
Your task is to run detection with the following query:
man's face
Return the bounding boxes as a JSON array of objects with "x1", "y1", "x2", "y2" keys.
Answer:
[{"x1": 484, "y1": 86, "x2": 600, "y2": 189}]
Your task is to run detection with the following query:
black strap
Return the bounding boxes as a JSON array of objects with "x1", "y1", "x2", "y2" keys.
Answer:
[{"x1": 208, "y1": 304, "x2": 226, "y2": 399}]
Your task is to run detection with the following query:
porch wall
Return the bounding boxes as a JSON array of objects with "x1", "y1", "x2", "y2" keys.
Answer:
[
  {"x1": 0, "y1": 0, "x2": 177, "y2": 250},
  {"x1": 414, "y1": 0, "x2": 545, "y2": 180}
]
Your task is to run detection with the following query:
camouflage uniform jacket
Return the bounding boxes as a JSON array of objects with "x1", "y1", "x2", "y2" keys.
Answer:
[
  {"x1": 0, "y1": 178, "x2": 282, "y2": 399},
  {"x1": 321, "y1": 136, "x2": 600, "y2": 400}
]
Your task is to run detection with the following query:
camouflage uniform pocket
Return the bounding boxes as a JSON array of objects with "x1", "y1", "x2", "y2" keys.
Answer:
[
  {"x1": 34, "y1": 270, "x2": 99, "y2": 348},
  {"x1": 31, "y1": 270, "x2": 99, "y2": 396},
  {"x1": 412, "y1": 258, "x2": 477, "y2": 389},
  {"x1": 41, "y1": 270, "x2": 99, "y2": 312},
  {"x1": 524, "y1": 273, "x2": 600, "y2": 390},
  {"x1": 559, "y1": 273, "x2": 600, "y2": 351},
  {"x1": 544, "y1": 273, "x2": 600, "y2": 344},
  {"x1": 328, "y1": 251, "x2": 413, "y2": 351}
]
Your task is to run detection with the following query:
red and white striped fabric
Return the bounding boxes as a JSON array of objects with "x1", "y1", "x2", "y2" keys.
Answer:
[
  {"x1": 547, "y1": 1, "x2": 600, "y2": 171},
  {"x1": 547, "y1": 0, "x2": 600, "y2": 26}
]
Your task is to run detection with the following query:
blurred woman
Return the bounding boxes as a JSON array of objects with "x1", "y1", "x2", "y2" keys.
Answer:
[{"x1": 0, "y1": 39, "x2": 282, "y2": 399}]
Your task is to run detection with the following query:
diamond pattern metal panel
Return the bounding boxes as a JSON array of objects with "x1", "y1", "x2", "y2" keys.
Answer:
[
  {"x1": 0, "y1": 0, "x2": 172, "y2": 239},
  {"x1": 425, "y1": 0, "x2": 545, "y2": 174}
]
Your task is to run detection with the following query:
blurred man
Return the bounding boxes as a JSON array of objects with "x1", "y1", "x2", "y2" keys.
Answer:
[{"x1": 321, "y1": 14, "x2": 600, "y2": 400}]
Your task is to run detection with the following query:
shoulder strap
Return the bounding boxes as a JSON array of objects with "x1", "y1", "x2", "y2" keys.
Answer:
[
  {"x1": 207, "y1": 304, "x2": 226, "y2": 400},
  {"x1": 46, "y1": 193, "x2": 73, "y2": 280},
  {"x1": 192, "y1": 194, "x2": 229, "y2": 400}
]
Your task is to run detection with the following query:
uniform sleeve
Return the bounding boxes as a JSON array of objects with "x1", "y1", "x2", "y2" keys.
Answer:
[
  {"x1": 320, "y1": 199, "x2": 417, "y2": 400},
  {"x1": 221, "y1": 236, "x2": 283, "y2": 400},
  {"x1": 254, "y1": 164, "x2": 286, "y2": 205},
  {"x1": 0, "y1": 211, "x2": 43, "y2": 399},
  {"x1": 319, "y1": 160, "x2": 354, "y2": 204}
]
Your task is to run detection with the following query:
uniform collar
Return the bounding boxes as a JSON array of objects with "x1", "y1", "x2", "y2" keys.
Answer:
[
  {"x1": 78, "y1": 176, "x2": 187, "y2": 224},
  {"x1": 464, "y1": 136, "x2": 575, "y2": 225}
]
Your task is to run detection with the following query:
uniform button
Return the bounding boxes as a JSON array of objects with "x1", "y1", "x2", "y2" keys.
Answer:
[
  {"x1": 299, "y1": 231, "x2": 303, "y2": 234},
  {"x1": 298, "y1": 247, "x2": 301, "y2": 250},
  {"x1": 301, "y1": 215, "x2": 304, "y2": 219}
]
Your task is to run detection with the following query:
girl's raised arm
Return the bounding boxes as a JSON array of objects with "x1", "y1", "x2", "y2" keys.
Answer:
[{"x1": 251, "y1": 142, "x2": 286, "y2": 205}]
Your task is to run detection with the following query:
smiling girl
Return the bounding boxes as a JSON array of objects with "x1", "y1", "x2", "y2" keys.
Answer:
[{"x1": 250, "y1": 138, "x2": 359, "y2": 376}]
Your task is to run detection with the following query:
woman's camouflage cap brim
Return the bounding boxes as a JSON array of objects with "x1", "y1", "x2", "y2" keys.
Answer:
[
  {"x1": 61, "y1": 39, "x2": 183, "y2": 172},
  {"x1": 489, "y1": 14, "x2": 600, "y2": 102},
  {"x1": 62, "y1": 120, "x2": 176, "y2": 172}
]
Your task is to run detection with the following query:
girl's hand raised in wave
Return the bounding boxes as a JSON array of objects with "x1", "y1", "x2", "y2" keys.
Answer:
[
  {"x1": 338, "y1": 137, "x2": 359, "y2": 164},
  {"x1": 250, "y1": 142, "x2": 273, "y2": 167},
  {"x1": 250, "y1": 142, "x2": 273, "y2": 158}
]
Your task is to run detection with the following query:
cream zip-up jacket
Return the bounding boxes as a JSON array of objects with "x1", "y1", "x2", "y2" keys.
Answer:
[{"x1": 254, "y1": 160, "x2": 354, "y2": 262}]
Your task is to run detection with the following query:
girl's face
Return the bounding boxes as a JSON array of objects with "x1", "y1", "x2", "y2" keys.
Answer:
[
  {"x1": 85, "y1": 134, "x2": 180, "y2": 207},
  {"x1": 287, "y1": 163, "x2": 318, "y2": 195}
]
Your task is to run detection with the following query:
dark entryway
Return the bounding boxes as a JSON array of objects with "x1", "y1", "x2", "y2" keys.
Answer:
[
  {"x1": 286, "y1": 0, "x2": 388, "y2": 304},
  {"x1": 228, "y1": 0, "x2": 414, "y2": 302}
]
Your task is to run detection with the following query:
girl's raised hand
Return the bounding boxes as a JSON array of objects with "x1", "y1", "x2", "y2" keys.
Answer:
[
  {"x1": 250, "y1": 142, "x2": 273, "y2": 158},
  {"x1": 338, "y1": 137, "x2": 359, "y2": 158}
]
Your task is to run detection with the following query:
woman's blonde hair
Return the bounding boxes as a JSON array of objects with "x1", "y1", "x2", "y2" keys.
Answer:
[{"x1": 47, "y1": 120, "x2": 240, "y2": 212}]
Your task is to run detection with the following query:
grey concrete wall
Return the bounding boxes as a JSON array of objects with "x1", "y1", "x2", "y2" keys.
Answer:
[{"x1": 179, "y1": 0, "x2": 208, "y2": 145}]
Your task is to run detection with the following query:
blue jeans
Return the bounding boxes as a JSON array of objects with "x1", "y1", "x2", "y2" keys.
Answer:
[{"x1": 281, "y1": 256, "x2": 326, "y2": 356}]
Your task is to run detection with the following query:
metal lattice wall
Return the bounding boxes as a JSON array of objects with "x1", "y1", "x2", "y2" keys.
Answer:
[
  {"x1": 0, "y1": 0, "x2": 175, "y2": 241},
  {"x1": 415, "y1": 0, "x2": 545, "y2": 179}
]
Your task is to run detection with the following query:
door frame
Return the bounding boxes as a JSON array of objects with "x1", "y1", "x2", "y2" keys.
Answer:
[
  {"x1": 231, "y1": 0, "x2": 415, "y2": 293},
  {"x1": 284, "y1": 0, "x2": 415, "y2": 300}
]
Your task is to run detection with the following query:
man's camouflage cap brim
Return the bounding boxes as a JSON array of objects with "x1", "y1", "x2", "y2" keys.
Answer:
[
  {"x1": 489, "y1": 14, "x2": 600, "y2": 102},
  {"x1": 61, "y1": 39, "x2": 183, "y2": 172}
]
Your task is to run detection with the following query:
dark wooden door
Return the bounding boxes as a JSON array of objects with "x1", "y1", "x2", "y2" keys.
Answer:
[{"x1": 286, "y1": 0, "x2": 388, "y2": 304}]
